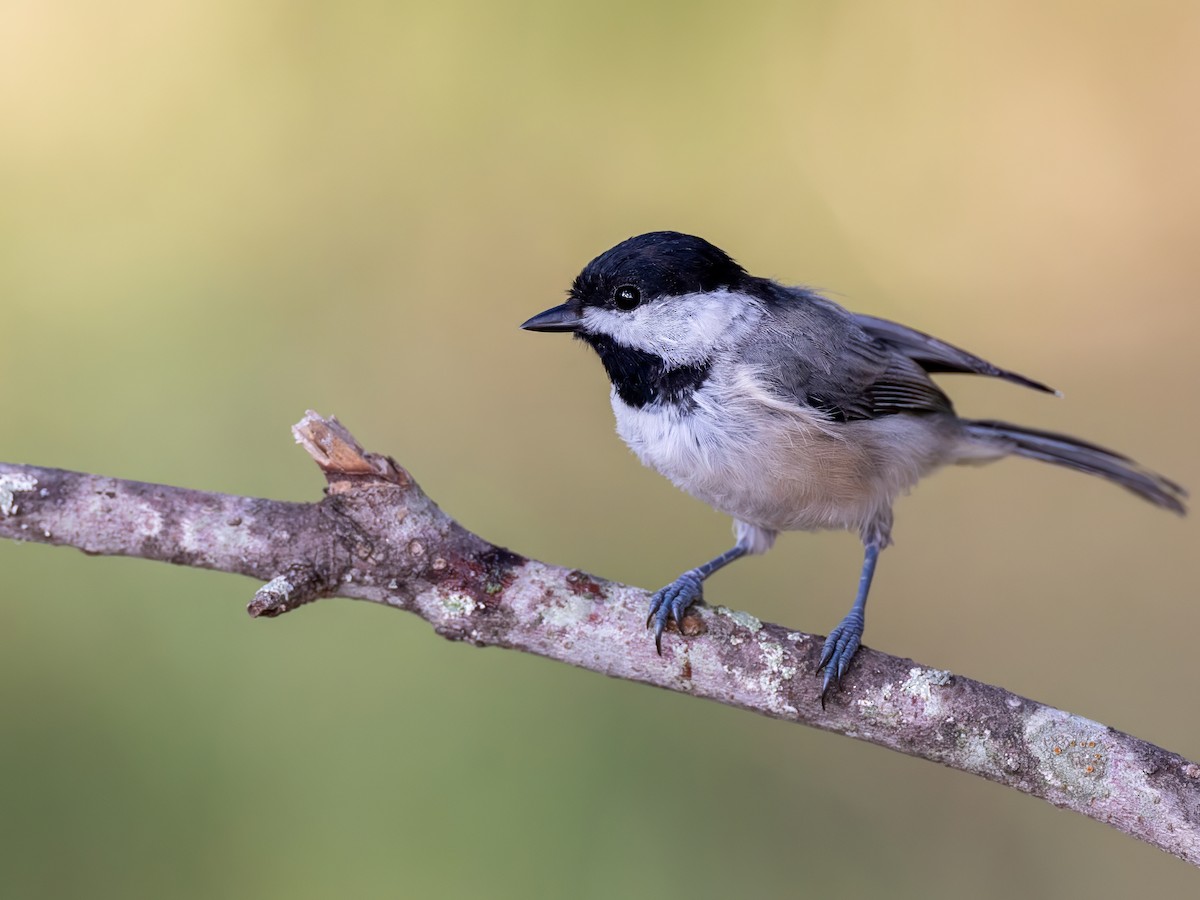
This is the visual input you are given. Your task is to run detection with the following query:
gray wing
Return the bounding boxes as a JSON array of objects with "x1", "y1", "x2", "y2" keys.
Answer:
[
  {"x1": 854, "y1": 314, "x2": 1058, "y2": 395},
  {"x1": 742, "y1": 292, "x2": 955, "y2": 422}
]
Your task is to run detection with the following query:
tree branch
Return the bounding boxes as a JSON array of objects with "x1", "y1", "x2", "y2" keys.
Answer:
[{"x1": 2, "y1": 411, "x2": 1197, "y2": 864}]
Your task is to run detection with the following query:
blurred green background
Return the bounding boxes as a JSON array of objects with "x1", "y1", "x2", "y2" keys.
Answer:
[{"x1": 2, "y1": 1, "x2": 1198, "y2": 897}]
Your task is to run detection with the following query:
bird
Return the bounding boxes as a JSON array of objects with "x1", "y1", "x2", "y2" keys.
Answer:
[{"x1": 520, "y1": 231, "x2": 1187, "y2": 703}]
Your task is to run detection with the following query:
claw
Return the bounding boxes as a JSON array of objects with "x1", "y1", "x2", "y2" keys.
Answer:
[
  {"x1": 653, "y1": 605, "x2": 667, "y2": 654},
  {"x1": 816, "y1": 644, "x2": 834, "y2": 673},
  {"x1": 819, "y1": 666, "x2": 836, "y2": 710},
  {"x1": 817, "y1": 610, "x2": 864, "y2": 707},
  {"x1": 646, "y1": 571, "x2": 703, "y2": 654}
]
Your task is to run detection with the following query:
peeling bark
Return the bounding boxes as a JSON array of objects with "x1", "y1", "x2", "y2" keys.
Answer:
[{"x1": 1, "y1": 411, "x2": 1197, "y2": 864}]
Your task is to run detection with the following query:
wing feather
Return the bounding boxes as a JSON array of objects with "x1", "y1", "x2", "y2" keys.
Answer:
[
  {"x1": 741, "y1": 290, "x2": 954, "y2": 422},
  {"x1": 854, "y1": 314, "x2": 1058, "y2": 395}
]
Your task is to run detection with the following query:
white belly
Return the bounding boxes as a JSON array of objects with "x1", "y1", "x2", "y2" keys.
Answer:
[{"x1": 611, "y1": 373, "x2": 954, "y2": 538}]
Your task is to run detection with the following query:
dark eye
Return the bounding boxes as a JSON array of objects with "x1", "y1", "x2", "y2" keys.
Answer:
[{"x1": 613, "y1": 284, "x2": 641, "y2": 311}]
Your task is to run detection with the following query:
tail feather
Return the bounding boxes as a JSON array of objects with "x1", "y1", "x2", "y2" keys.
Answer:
[{"x1": 964, "y1": 419, "x2": 1188, "y2": 515}]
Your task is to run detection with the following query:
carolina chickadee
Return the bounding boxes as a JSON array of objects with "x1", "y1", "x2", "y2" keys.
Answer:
[{"x1": 521, "y1": 231, "x2": 1186, "y2": 701}]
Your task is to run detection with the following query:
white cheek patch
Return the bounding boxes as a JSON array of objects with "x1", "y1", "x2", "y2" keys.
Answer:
[{"x1": 581, "y1": 290, "x2": 763, "y2": 367}]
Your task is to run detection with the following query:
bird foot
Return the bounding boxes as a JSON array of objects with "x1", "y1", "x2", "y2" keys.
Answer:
[
  {"x1": 646, "y1": 571, "x2": 704, "y2": 654},
  {"x1": 817, "y1": 610, "x2": 864, "y2": 707}
]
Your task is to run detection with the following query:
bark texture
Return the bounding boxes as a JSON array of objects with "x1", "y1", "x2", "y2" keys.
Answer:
[{"x1": 1, "y1": 412, "x2": 1197, "y2": 864}]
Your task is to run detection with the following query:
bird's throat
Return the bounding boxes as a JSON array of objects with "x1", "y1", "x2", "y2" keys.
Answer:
[{"x1": 579, "y1": 333, "x2": 711, "y2": 409}]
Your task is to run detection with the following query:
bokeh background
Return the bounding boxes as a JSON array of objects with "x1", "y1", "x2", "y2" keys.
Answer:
[{"x1": 2, "y1": 2, "x2": 1198, "y2": 897}]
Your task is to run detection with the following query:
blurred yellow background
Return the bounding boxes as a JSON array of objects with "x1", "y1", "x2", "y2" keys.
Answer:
[{"x1": 2, "y1": 2, "x2": 1198, "y2": 897}]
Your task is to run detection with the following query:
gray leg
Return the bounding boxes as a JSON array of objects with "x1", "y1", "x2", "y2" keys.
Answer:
[
  {"x1": 818, "y1": 541, "x2": 881, "y2": 705},
  {"x1": 647, "y1": 545, "x2": 747, "y2": 654}
]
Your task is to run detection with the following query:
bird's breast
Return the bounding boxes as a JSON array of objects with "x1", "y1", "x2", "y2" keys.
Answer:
[{"x1": 610, "y1": 372, "x2": 952, "y2": 535}]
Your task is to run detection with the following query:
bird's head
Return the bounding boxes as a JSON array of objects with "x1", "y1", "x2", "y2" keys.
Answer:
[{"x1": 521, "y1": 231, "x2": 760, "y2": 369}]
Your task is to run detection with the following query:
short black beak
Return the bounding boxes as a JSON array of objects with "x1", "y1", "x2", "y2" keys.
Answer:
[{"x1": 520, "y1": 303, "x2": 582, "y2": 333}]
